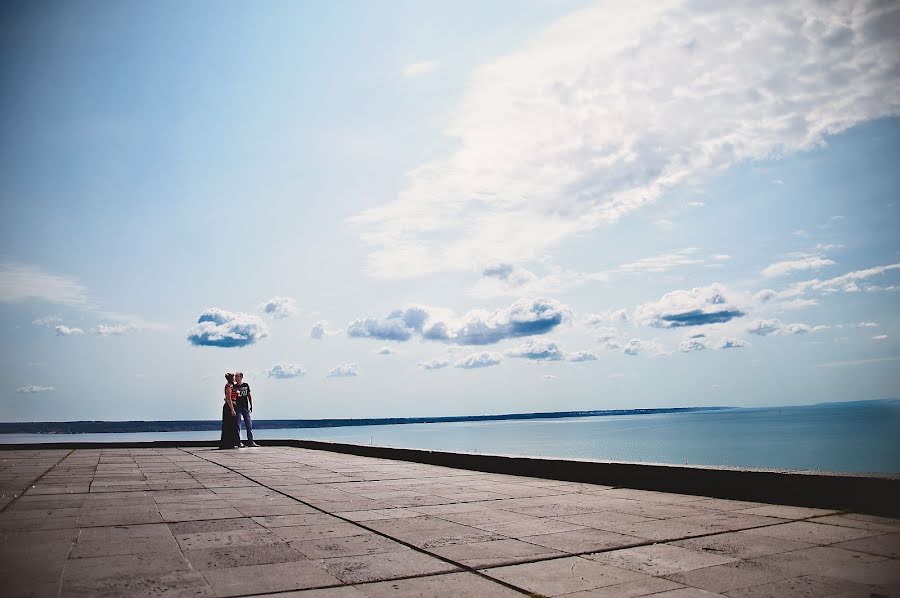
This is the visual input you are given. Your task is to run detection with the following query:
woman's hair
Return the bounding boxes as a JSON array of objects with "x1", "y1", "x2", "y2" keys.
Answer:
[{"x1": 225, "y1": 372, "x2": 235, "y2": 383}]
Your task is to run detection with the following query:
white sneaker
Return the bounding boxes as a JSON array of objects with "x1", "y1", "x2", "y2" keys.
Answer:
[{"x1": 238, "y1": 443, "x2": 245, "y2": 448}]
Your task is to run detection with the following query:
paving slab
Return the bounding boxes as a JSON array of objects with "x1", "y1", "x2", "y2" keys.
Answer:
[
  {"x1": 354, "y1": 571, "x2": 523, "y2": 597},
  {"x1": 290, "y1": 532, "x2": 410, "y2": 559},
  {"x1": 744, "y1": 520, "x2": 882, "y2": 545},
  {"x1": 182, "y1": 542, "x2": 309, "y2": 569},
  {"x1": 61, "y1": 570, "x2": 215, "y2": 598},
  {"x1": 670, "y1": 530, "x2": 816, "y2": 559},
  {"x1": 200, "y1": 559, "x2": 343, "y2": 596},
  {"x1": 722, "y1": 573, "x2": 883, "y2": 598},
  {"x1": 587, "y1": 544, "x2": 738, "y2": 576},
  {"x1": 1, "y1": 446, "x2": 898, "y2": 597},
  {"x1": 316, "y1": 549, "x2": 458, "y2": 583},
  {"x1": 483, "y1": 555, "x2": 648, "y2": 596},
  {"x1": 520, "y1": 527, "x2": 644, "y2": 554},
  {"x1": 665, "y1": 558, "x2": 798, "y2": 594},
  {"x1": 832, "y1": 532, "x2": 900, "y2": 558},
  {"x1": 429, "y1": 537, "x2": 566, "y2": 568},
  {"x1": 559, "y1": 577, "x2": 685, "y2": 597}
]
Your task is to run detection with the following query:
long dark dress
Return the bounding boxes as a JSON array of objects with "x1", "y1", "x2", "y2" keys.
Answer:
[
  {"x1": 219, "y1": 404, "x2": 240, "y2": 448},
  {"x1": 219, "y1": 387, "x2": 240, "y2": 448}
]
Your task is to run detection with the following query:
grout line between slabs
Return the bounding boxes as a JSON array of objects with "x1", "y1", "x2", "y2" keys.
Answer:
[
  {"x1": 180, "y1": 446, "x2": 544, "y2": 597},
  {"x1": 0, "y1": 449, "x2": 75, "y2": 514}
]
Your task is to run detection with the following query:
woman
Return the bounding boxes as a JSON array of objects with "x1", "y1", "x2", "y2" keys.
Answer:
[{"x1": 219, "y1": 373, "x2": 242, "y2": 449}]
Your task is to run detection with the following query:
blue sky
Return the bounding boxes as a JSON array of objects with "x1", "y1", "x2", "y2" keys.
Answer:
[{"x1": 1, "y1": 0, "x2": 899, "y2": 422}]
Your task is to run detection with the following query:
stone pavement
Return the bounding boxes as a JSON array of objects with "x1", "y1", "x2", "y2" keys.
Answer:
[{"x1": 1, "y1": 446, "x2": 898, "y2": 597}]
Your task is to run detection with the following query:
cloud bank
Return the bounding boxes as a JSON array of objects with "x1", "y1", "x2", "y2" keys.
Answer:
[
  {"x1": 417, "y1": 358, "x2": 450, "y2": 370},
  {"x1": 16, "y1": 385, "x2": 55, "y2": 393},
  {"x1": 506, "y1": 339, "x2": 597, "y2": 362},
  {"x1": 746, "y1": 318, "x2": 827, "y2": 336},
  {"x1": 454, "y1": 351, "x2": 503, "y2": 369},
  {"x1": 95, "y1": 323, "x2": 138, "y2": 336},
  {"x1": 351, "y1": 1, "x2": 900, "y2": 278},
  {"x1": 0, "y1": 261, "x2": 90, "y2": 306},
  {"x1": 266, "y1": 364, "x2": 306, "y2": 379},
  {"x1": 635, "y1": 284, "x2": 745, "y2": 328},
  {"x1": 326, "y1": 363, "x2": 359, "y2": 378},
  {"x1": 258, "y1": 297, "x2": 298, "y2": 319},
  {"x1": 762, "y1": 255, "x2": 835, "y2": 278},
  {"x1": 347, "y1": 298, "x2": 570, "y2": 345},
  {"x1": 55, "y1": 325, "x2": 84, "y2": 336},
  {"x1": 187, "y1": 308, "x2": 269, "y2": 348}
]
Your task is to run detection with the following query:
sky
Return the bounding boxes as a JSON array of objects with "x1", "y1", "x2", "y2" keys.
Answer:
[{"x1": 1, "y1": 0, "x2": 899, "y2": 422}]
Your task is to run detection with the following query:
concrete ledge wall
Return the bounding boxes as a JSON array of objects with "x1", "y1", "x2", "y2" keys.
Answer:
[{"x1": 3, "y1": 439, "x2": 898, "y2": 517}]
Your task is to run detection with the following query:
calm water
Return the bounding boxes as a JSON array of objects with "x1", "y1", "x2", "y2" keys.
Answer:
[{"x1": 3, "y1": 402, "x2": 899, "y2": 474}]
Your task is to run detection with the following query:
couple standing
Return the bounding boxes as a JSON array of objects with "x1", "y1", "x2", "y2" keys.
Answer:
[{"x1": 220, "y1": 372, "x2": 259, "y2": 449}]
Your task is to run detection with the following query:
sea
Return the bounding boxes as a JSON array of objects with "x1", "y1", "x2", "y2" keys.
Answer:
[{"x1": 3, "y1": 400, "x2": 899, "y2": 475}]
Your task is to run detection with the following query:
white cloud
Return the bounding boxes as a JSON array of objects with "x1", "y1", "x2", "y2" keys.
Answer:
[
  {"x1": 762, "y1": 255, "x2": 835, "y2": 278},
  {"x1": 16, "y1": 385, "x2": 55, "y2": 394},
  {"x1": 634, "y1": 283, "x2": 746, "y2": 328},
  {"x1": 806, "y1": 263, "x2": 900, "y2": 294},
  {"x1": 469, "y1": 262, "x2": 542, "y2": 297},
  {"x1": 470, "y1": 249, "x2": 722, "y2": 299},
  {"x1": 32, "y1": 315, "x2": 62, "y2": 327},
  {"x1": 326, "y1": 363, "x2": 359, "y2": 378},
  {"x1": 506, "y1": 339, "x2": 597, "y2": 362},
  {"x1": 565, "y1": 350, "x2": 598, "y2": 362},
  {"x1": 610, "y1": 249, "x2": 705, "y2": 275},
  {"x1": 542, "y1": 374, "x2": 557, "y2": 380},
  {"x1": 94, "y1": 323, "x2": 139, "y2": 336},
  {"x1": 347, "y1": 298, "x2": 570, "y2": 345},
  {"x1": 747, "y1": 318, "x2": 826, "y2": 336},
  {"x1": 715, "y1": 337, "x2": 749, "y2": 350},
  {"x1": 753, "y1": 264, "x2": 900, "y2": 311},
  {"x1": 507, "y1": 339, "x2": 566, "y2": 361},
  {"x1": 186, "y1": 308, "x2": 269, "y2": 348},
  {"x1": 54, "y1": 325, "x2": 84, "y2": 336},
  {"x1": 375, "y1": 346, "x2": 397, "y2": 356},
  {"x1": 623, "y1": 338, "x2": 664, "y2": 357},
  {"x1": 777, "y1": 263, "x2": 900, "y2": 299},
  {"x1": 258, "y1": 296, "x2": 298, "y2": 319},
  {"x1": 680, "y1": 333, "x2": 747, "y2": 352},
  {"x1": 310, "y1": 321, "x2": 326, "y2": 339},
  {"x1": 351, "y1": 1, "x2": 900, "y2": 278},
  {"x1": 856, "y1": 322, "x2": 880, "y2": 328},
  {"x1": 402, "y1": 61, "x2": 436, "y2": 77},
  {"x1": 266, "y1": 364, "x2": 306, "y2": 379},
  {"x1": 417, "y1": 358, "x2": 450, "y2": 370},
  {"x1": 0, "y1": 261, "x2": 90, "y2": 306},
  {"x1": 678, "y1": 335, "x2": 708, "y2": 353},
  {"x1": 873, "y1": 334, "x2": 888, "y2": 340},
  {"x1": 454, "y1": 351, "x2": 502, "y2": 369}
]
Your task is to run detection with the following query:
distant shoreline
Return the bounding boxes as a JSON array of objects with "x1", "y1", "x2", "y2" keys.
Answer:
[
  {"x1": 3, "y1": 399, "x2": 896, "y2": 435},
  {"x1": 0, "y1": 406, "x2": 733, "y2": 435}
]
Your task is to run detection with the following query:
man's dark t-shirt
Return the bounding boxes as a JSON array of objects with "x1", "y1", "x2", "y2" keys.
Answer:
[{"x1": 234, "y1": 383, "x2": 251, "y2": 410}]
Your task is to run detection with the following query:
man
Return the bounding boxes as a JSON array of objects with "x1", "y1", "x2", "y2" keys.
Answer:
[{"x1": 233, "y1": 372, "x2": 259, "y2": 447}]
